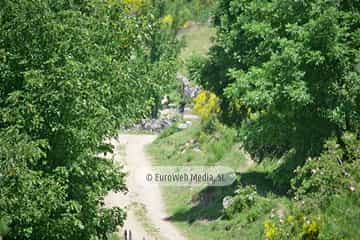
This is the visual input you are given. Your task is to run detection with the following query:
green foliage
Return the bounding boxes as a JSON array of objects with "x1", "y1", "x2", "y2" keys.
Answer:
[
  {"x1": 0, "y1": 216, "x2": 10, "y2": 237},
  {"x1": 194, "y1": 2, "x2": 360, "y2": 237},
  {"x1": 206, "y1": 124, "x2": 236, "y2": 163},
  {"x1": 0, "y1": 0, "x2": 178, "y2": 239},
  {"x1": 197, "y1": 0, "x2": 360, "y2": 159},
  {"x1": 150, "y1": 119, "x2": 240, "y2": 167},
  {"x1": 264, "y1": 192, "x2": 360, "y2": 240},
  {"x1": 149, "y1": 1, "x2": 360, "y2": 239},
  {"x1": 200, "y1": 117, "x2": 218, "y2": 134},
  {"x1": 224, "y1": 185, "x2": 258, "y2": 218},
  {"x1": 291, "y1": 133, "x2": 360, "y2": 205},
  {"x1": 262, "y1": 132, "x2": 360, "y2": 240},
  {"x1": 264, "y1": 214, "x2": 321, "y2": 240},
  {"x1": 186, "y1": 54, "x2": 210, "y2": 85}
]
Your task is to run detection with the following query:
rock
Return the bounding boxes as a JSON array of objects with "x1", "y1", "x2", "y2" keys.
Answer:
[
  {"x1": 127, "y1": 105, "x2": 192, "y2": 132},
  {"x1": 188, "y1": 139, "x2": 196, "y2": 145},
  {"x1": 222, "y1": 196, "x2": 234, "y2": 209},
  {"x1": 177, "y1": 123, "x2": 188, "y2": 129},
  {"x1": 176, "y1": 73, "x2": 200, "y2": 98},
  {"x1": 161, "y1": 95, "x2": 170, "y2": 106},
  {"x1": 131, "y1": 118, "x2": 173, "y2": 132}
]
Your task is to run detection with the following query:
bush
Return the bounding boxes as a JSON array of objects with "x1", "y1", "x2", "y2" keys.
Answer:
[
  {"x1": 201, "y1": 116, "x2": 218, "y2": 134},
  {"x1": 291, "y1": 133, "x2": 360, "y2": 205},
  {"x1": 224, "y1": 186, "x2": 258, "y2": 218},
  {"x1": 263, "y1": 213, "x2": 321, "y2": 240},
  {"x1": 265, "y1": 132, "x2": 360, "y2": 240},
  {"x1": 186, "y1": 54, "x2": 209, "y2": 84},
  {"x1": 193, "y1": 90, "x2": 220, "y2": 120},
  {"x1": 265, "y1": 192, "x2": 360, "y2": 240}
]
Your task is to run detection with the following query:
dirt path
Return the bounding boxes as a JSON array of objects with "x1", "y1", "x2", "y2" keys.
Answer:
[{"x1": 105, "y1": 134, "x2": 186, "y2": 240}]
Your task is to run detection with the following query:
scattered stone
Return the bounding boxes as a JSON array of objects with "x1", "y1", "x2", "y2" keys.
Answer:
[
  {"x1": 131, "y1": 118, "x2": 174, "y2": 132},
  {"x1": 127, "y1": 103, "x2": 193, "y2": 132},
  {"x1": 177, "y1": 73, "x2": 200, "y2": 98}
]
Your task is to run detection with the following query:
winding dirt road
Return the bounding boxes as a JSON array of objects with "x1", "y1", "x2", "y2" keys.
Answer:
[{"x1": 105, "y1": 134, "x2": 186, "y2": 240}]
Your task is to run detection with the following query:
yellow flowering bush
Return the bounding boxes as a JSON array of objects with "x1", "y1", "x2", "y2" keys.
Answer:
[
  {"x1": 302, "y1": 220, "x2": 320, "y2": 239},
  {"x1": 193, "y1": 90, "x2": 220, "y2": 120},
  {"x1": 264, "y1": 220, "x2": 279, "y2": 240},
  {"x1": 263, "y1": 213, "x2": 322, "y2": 240},
  {"x1": 161, "y1": 14, "x2": 174, "y2": 25}
]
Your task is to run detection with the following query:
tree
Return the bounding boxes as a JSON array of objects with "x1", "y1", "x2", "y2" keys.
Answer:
[
  {"x1": 0, "y1": 0, "x2": 178, "y2": 239},
  {"x1": 197, "y1": 0, "x2": 360, "y2": 160}
]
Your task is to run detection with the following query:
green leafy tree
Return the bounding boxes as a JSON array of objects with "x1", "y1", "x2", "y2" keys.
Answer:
[
  {"x1": 198, "y1": 0, "x2": 360, "y2": 160},
  {"x1": 0, "y1": 0, "x2": 178, "y2": 239}
]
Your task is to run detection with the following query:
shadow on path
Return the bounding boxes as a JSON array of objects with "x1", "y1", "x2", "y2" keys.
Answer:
[{"x1": 167, "y1": 171, "x2": 288, "y2": 223}]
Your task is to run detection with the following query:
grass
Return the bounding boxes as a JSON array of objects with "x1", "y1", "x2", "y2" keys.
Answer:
[
  {"x1": 177, "y1": 24, "x2": 215, "y2": 74},
  {"x1": 148, "y1": 121, "x2": 360, "y2": 239},
  {"x1": 320, "y1": 194, "x2": 360, "y2": 239},
  {"x1": 147, "y1": 121, "x2": 291, "y2": 240}
]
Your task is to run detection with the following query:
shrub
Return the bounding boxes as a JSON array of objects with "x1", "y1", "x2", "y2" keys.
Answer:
[
  {"x1": 161, "y1": 14, "x2": 174, "y2": 26},
  {"x1": 291, "y1": 133, "x2": 360, "y2": 205},
  {"x1": 264, "y1": 220, "x2": 280, "y2": 240},
  {"x1": 193, "y1": 90, "x2": 220, "y2": 120},
  {"x1": 246, "y1": 200, "x2": 272, "y2": 223},
  {"x1": 224, "y1": 186, "x2": 258, "y2": 218},
  {"x1": 187, "y1": 54, "x2": 209, "y2": 84},
  {"x1": 264, "y1": 213, "x2": 321, "y2": 240},
  {"x1": 164, "y1": 0, "x2": 216, "y2": 25},
  {"x1": 267, "y1": 132, "x2": 360, "y2": 240}
]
